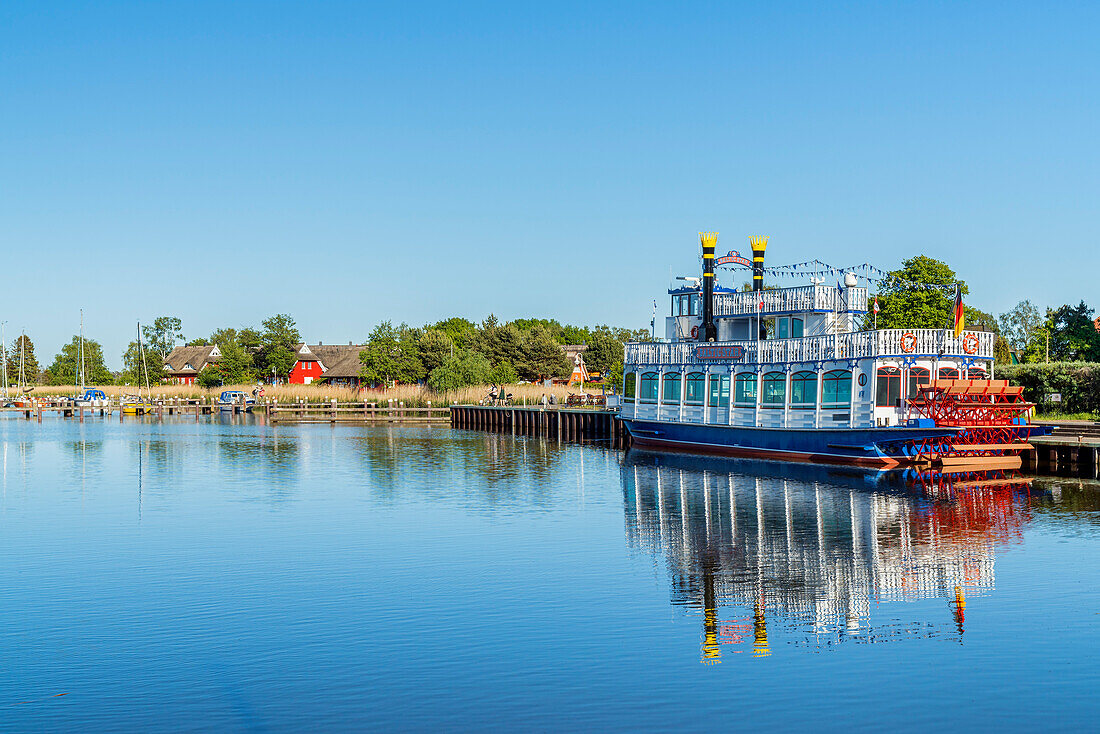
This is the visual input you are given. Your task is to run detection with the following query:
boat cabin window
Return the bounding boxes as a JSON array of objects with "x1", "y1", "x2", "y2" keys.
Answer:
[
  {"x1": 968, "y1": 367, "x2": 988, "y2": 379},
  {"x1": 639, "y1": 372, "x2": 659, "y2": 403},
  {"x1": 876, "y1": 366, "x2": 903, "y2": 408},
  {"x1": 938, "y1": 367, "x2": 961, "y2": 379},
  {"x1": 685, "y1": 372, "x2": 705, "y2": 405},
  {"x1": 822, "y1": 369, "x2": 851, "y2": 407},
  {"x1": 623, "y1": 372, "x2": 636, "y2": 400},
  {"x1": 908, "y1": 366, "x2": 930, "y2": 398},
  {"x1": 790, "y1": 371, "x2": 817, "y2": 407},
  {"x1": 762, "y1": 372, "x2": 786, "y2": 406},
  {"x1": 763, "y1": 316, "x2": 805, "y2": 340},
  {"x1": 735, "y1": 372, "x2": 757, "y2": 406},
  {"x1": 708, "y1": 374, "x2": 730, "y2": 407},
  {"x1": 662, "y1": 372, "x2": 681, "y2": 404},
  {"x1": 673, "y1": 294, "x2": 699, "y2": 317}
]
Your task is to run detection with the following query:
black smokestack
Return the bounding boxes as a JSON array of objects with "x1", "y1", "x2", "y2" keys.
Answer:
[
  {"x1": 700, "y1": 232, "x2": 718, "y2": 342},
  {"x1": 751, "y1": 237, "x2": 768, "y2": 339}
]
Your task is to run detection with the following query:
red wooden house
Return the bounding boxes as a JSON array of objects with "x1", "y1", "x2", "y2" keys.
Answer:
[{"x1": 288, "y1": 343, "x2": 366, "y2": 384}]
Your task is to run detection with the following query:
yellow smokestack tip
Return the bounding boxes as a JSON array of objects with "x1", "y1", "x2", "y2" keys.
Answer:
[
  {"x1": 699, "y1": 232, "x2": 718, "y2": 248},
  {"x1": 750, "y1": 236, "x2": 768, "y2": 254}
]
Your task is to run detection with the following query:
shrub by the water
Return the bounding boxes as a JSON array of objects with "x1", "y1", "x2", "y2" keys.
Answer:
[{"x1": 997, "y1": 362, "x2": 1100, "y2": 416}]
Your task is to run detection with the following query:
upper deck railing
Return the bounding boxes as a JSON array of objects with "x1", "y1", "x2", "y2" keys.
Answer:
[
  {"x1": 713, "y1": 284, "x2": 869, "y2": 317},
  {"x1": 624, "y1": 328, "x2": 994, "y2": 366}
]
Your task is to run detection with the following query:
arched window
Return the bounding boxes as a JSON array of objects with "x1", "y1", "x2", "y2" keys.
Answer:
[
  {"x1": 708, "y1": 374, "x2": 730, "y2": 407},
  {"x1": 790, "y1": 371, "x2": 817, "y2": 407},
  {"x1": 685, "y1": 372, "x2": 706, "y2": 405},
  {"x1": 822, "y1": 370, "x2": 852, "y2": 406},
  {"x1": 762, "y1": 371, "x2": 786, "y2": 406},
  {"x1": 876, "y1": 366, "x2": 903, "y2": 407},
  {"x1": 735, "y1": 372, "x2": 757, "y2": 406},
  {"x1": 623, "y1": 372, "x2": 636, "y2": 400},
  {"x1": 639, "y1": 372, "x2": 659, "y2": 402},
  {"x1": 968, "y1": 367, "x2": 988, "y2": 380},
  {"x1": 938, "y1": 367, "x2": 961, "y2": 379},
  {"x1": 662, "y1": 372, "x2": 681, "y2": 404},
  {"x1": 908, "y1": 366, "x2": 930, "y2": 398}
]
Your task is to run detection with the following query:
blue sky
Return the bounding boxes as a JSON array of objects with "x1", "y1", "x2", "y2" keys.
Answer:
[{"x1": 2, "y1": 1, "x2": 1097, "y2": 368}]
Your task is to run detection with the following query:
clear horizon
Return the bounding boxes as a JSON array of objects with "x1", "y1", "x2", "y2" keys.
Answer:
[{"x1": 2, "y1": 1, "x2": 1097, "y2": 369}]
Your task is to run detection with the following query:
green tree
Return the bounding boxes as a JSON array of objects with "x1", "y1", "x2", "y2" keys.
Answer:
[
  {"x1": 256, "y1": 314, "x2": 301, "y2": 382},
  {"x1": 418, "y1": 328, "x2": 454, "y2": 373},
  {"x1": 142, "y1": 316, "x2": 184, "y2": 361},
  {"x1": 519, "y1": 326, "x2": 571, "y2": 381},
  {"x1": 488, "y1": 360, "x2": 519, "y2": 384},
  {"x1": 46, "y1": 336, "x2": 113, "y2": 386},
  {"x1": 874, "y1": 256, "x2": 967, "y2": 330},
  {"x1": 120, "y1": 340, "x2": 165, "y2": 385},
  {"x1": 479, "y1": 321, "x2": 524, "y2": 368},
  {"x1": 360, "y1": 321, "x2": 424, "y2": 386},
  {"x1": 206, "y1": 338, "x2": 255, "y2": 386},
  {"x1": 433, "y1": 317, "x2": 479, "y2": 349},
  {"x1": 998, "y1": 300, "x2": 1044, "y2": 358},
  {"x1": 1047, "y1": 301, "x2": 1100, "y2": 362},
  {"x1": 584, "y1": 327, "x2": 625, "y2": 376},
  {"x1": 5, "y1": 335, "x2": 41, "y2": 386},
  {"x1": 427, "y1": 349, "x2": 492, "y2": 393}
]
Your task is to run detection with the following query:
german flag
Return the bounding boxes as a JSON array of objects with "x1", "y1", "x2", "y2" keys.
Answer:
[{"x1": 953, "y1": 285, "x2": 965, "y2": 337}]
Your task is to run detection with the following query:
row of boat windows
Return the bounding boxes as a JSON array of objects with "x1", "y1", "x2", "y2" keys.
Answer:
[
  {"x1": 875, "y1": 366, "x2": 986, "y2": 407},
  {"x1": 623, "y1": 370, "x2": 853, "y2": 408},
  {"x1": 623, "y1": 365, "x2": 987, "y2": 409}
]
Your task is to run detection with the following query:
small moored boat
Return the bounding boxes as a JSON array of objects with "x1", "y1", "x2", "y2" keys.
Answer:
[
  {"x1": 120, "y1": 395, "x2": 154, "y2": 415},
  {"x1": 218, "y1": 390, "x2": 255, "y2": 412},
  {"x1": 68, "y1": 388, "x2": 109, "y2": 408}
]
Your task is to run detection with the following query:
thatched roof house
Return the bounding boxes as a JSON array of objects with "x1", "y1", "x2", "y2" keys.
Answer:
[
  {"x1": 290, "y1": 343, "x2": 367, "y2": 385},
  {"x1": 164, "y1": 345, "x2": 221, "y2": 385}
]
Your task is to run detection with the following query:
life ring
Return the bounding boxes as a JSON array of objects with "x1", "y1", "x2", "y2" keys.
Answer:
[
  {"x1": 900, "y1": 332, "x2": 917, "y2": 353},
  {"x1": 690, "y1": 325, "x2": 699, "y2": 339},
  {"x1": 962, "y1": 333, "x2": 979, "y2": 354}
]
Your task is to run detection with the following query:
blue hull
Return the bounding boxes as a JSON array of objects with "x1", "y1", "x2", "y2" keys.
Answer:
[{"x1": 621, "y1": 419, "x2": 959, "y2": 467}]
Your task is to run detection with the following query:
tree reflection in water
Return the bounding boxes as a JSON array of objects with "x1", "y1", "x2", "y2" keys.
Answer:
[{"x1": 621, "y1": 452, "x2": 1045, "y2": 663}]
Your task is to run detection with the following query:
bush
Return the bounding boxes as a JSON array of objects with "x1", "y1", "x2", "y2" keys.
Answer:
[
  {"x1": 998, "y1": 362, "x2": 1100, "y2": 415},
  {"x1": 427, "y1": 349, "x2": 492, "y2": 393}
]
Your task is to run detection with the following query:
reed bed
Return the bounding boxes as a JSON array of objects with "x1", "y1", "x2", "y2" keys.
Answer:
[{"x1": 17, "y1": 382, "x2": 599, "y2": 406}]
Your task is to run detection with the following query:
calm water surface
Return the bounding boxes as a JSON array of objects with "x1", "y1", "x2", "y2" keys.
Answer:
[{"x1": 1, "y1": 417, "x2": 1098, "y2": 731}]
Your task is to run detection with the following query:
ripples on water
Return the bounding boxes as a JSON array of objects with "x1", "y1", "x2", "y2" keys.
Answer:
[{"x1": 1, "y1": 417, "x2": 1098, "y2": 731}]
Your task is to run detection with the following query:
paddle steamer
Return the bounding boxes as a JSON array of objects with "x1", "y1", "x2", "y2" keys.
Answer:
[{"x1": 618, "y1": 233, "x2": 1046, "y2": 467}]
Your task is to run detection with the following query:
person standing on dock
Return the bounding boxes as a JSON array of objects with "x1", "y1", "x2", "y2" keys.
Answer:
[{"x1": 540, "y1": 393, "x2": 549, "y2": 407}]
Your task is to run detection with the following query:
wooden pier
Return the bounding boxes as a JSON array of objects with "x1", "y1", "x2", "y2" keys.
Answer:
[
  {"x1": 0, "y1": 398, "x2": 450, "y2": 424},
  {"x1": 1022, "y1": 421, "x2": 1100, "y2": 478},
  {"x1": 450, "y1": 405, "x2": 631, "y2": 449},
  {"x1": 268, "y1": 401, "x2": 449, "y2": 423}
]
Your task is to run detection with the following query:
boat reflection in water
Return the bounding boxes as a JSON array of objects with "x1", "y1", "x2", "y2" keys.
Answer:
[{"x1": 621, "y1": 451, "x2": 1036, "y2": 664}]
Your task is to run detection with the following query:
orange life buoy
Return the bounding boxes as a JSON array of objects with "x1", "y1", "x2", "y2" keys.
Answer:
[
  {"x1": 690, "y1": 325, "x2": 699, "y2": 339},
  {"x1": 900, "y1": 332, "x2": 917, "y2": 353},
  {"x1": 962, "y1": 333, "x2": 979, "y2": 354}
]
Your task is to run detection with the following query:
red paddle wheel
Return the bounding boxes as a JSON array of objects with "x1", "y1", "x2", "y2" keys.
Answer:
[{"x1": 905, "y1": 379, "x2": 1043, "y2": 469}]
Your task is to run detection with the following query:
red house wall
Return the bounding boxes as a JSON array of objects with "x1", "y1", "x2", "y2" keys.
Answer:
[{"x1": 289, "y1": 359, "x2": 325, "y2": 384}]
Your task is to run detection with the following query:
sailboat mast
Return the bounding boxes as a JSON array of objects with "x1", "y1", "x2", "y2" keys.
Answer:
[
  {"x1": 79, "y1": 309, "x2": 86, "y2": 389},
  {"x1": 138, "y1": 321, "x2": 151, "y2": 392},
  {"x1": 18, "y1": 330, "x2": 26, "y2": 391},
  {"x1": 1, "y1": 320, "x2": 6, "y2": 398}
]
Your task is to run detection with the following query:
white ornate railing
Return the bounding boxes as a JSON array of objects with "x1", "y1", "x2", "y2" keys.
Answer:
[
  {"x1": 713, "y1": 285, "x2": 869, "y2": 316},
  {"x1": 624, "y1": 329, "x2": 993, "y2": 366}
]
